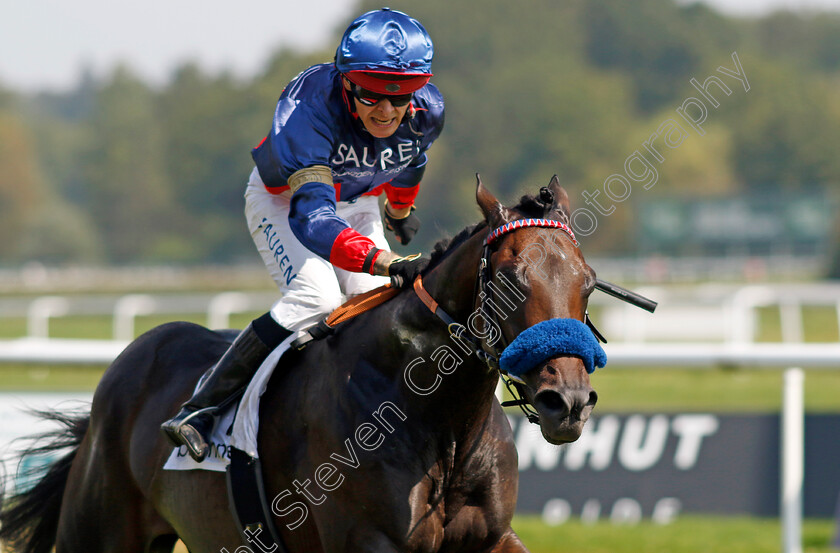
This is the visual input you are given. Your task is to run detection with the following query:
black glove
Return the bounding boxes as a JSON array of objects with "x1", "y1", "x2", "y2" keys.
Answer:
[
  {"x1": 387, "y1": 253, "x2": 430, "y2": 288},
  {"x1": 384, "y1": 206, "x2": 421, "y2": 245}
]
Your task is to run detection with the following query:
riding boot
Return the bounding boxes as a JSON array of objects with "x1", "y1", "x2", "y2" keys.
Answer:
[{"x1": 161, "y1": 322, "x2": 287, "y2": 461}]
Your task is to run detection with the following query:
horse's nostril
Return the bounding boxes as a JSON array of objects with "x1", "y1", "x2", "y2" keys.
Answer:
[
  {"x1": 535, "y1": 389, "x2": 597, "y2": 420},
  {"x1": 534, "y1": 390, "x2": 568, "y2": 416}
]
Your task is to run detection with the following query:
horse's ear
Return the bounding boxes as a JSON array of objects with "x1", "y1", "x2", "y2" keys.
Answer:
[
  {"x1": 476, "y1": 174, "x2": 509, "y2": 227},
  {"x1": 548, "y1": 175, "x2": 571, "y2": 219}
]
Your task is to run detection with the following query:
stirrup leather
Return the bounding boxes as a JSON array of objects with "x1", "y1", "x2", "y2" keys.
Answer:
[{"x1": 180, "y1": 405, "x2": 216, "y2": 426}]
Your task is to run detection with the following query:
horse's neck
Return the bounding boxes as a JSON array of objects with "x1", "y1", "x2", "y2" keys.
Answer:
[
  {"x1": 396, "y1": 229, "x2": 500, "y2": 431},
  {"x1": 422, "y1": 229, "x2": 487, "y2": 322}
]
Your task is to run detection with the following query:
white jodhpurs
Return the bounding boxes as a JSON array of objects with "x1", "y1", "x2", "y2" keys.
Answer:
[{"x1": 244, "y1": 167, "x2": 391, "y2": 333}]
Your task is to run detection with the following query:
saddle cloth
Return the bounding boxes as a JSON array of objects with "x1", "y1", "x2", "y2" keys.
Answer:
[{"x1": 163, "y1": 332, "x2": 297, "y2": 472}]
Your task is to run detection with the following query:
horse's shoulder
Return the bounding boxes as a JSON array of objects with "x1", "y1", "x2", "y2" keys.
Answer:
[
  {"x1": 459, "y1": 404, "x2": 518, "y2": 477},
  {"x1": 487, "y1": 400, "x2": 517, "y2": 441}
]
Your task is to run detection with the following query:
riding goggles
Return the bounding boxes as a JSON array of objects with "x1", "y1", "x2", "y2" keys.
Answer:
[{"x1": 350, "y1": 83, "x2": 413, "y2": 107}]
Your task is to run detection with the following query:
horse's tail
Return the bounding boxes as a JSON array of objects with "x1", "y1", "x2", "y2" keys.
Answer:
[{"x1": 0, "y1": 408, "x2": 90, "y2": 553}]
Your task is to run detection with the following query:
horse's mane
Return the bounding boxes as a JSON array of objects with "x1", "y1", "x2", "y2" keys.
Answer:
[
  {"x1": 427, "y1": 190, "x2": 568, "y2": 271},
  {"x1": 427, "y1": 222, "x2": 486, "y2": 269}
]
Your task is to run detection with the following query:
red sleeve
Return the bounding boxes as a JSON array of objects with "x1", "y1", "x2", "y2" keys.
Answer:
[
  {"x1": 329, "y1": 227, "x2": 381, "y2": 273},
  {"x1": 384, "y1": 183, "x2": 420, "y2": 210}
]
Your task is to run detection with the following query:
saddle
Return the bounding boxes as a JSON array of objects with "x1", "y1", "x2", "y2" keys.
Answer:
[{"x1": 289, "y1": 283, "x2": 401, "y2": 349}]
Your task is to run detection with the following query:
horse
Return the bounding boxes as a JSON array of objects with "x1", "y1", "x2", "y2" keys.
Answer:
[{"x1": 1, "y1": 175, "x2": 602, "y2": 553}]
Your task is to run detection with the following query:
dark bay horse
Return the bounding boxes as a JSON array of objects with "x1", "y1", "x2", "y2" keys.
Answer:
[{"x1": 1, "y1": 176, "x2": 600, "y2": 553}]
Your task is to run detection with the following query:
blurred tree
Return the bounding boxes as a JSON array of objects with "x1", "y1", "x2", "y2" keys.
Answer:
[
  {"x1": 158, "y1": 64, "x2": 261, "y2": 262},
  {"x1": 0, "y1": 110, "x2": 100, "y2": 263},
  {"x1": 753, "y1": 11, "x2": 840, "y2": 72},
  {"x1": 82, "y1": 65, "x2": 176, "y2": 263},
  {"x1": 0, "y1": 85, "x2": 15, "y2": 110},
  {"x1": 581, "y1": 0, "x2": 726, "y2": 112},
  {"x1": 31, "y1": 68, "x2": 98, "y2": 121},
  {"x1": 0, "y1": 111, "x2": 46, "y2": 258},
  {"x1": 23, "y1": 75, "x2": 98, "y2": 212},
  {"x1": 727, "y1": 60, "x2": 840, "y2": 191},
  {"x1": 16, "y1": 200, "x2": 103, "y2": 263}
]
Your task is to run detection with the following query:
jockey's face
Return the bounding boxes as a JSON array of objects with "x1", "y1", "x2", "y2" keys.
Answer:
[{"x1": 343, "y1": 78, "x2": 410, "y2": 138}]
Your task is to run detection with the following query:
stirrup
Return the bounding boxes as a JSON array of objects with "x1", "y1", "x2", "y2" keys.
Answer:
[{"x1": 164, "y1": 406, "x2": 217, "y2": 462}]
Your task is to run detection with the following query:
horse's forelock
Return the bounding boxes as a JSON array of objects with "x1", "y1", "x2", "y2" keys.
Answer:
[{"x1": 514, "y1": 193, "x2": 570, "y2": 222}]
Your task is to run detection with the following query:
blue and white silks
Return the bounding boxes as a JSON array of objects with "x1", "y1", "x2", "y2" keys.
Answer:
[{"x1": 499, "y1": 318, "x2": 607, "y2": 376}]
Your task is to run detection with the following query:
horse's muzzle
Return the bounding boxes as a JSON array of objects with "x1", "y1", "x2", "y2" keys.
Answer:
[{"x1": 529, "y1": 357, "x2": 598, "y2": 444}]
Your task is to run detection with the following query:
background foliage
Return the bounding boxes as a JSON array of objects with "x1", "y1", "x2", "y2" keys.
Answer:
[{"x1": 2, "y1": 0, "x2": 840, "y2": 268}]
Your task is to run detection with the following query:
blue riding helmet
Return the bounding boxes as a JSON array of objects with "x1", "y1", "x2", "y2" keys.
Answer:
[{"x1": 335, "y1": 8, "x2": 433, "y2": 95}]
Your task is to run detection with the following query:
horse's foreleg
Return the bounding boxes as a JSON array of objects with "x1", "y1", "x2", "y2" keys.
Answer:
[{"x1": 489, "y1": 528, "x2": 531, "y2": 553}]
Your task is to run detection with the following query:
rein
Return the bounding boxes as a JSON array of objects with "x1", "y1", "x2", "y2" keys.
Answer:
[{"x1": 413, "y1": 217, "x2": 583, "y2": 425}]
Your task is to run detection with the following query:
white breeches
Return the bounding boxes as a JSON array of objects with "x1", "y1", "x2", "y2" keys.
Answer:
[{"x1": 244, "y1": 168, "x2": 391, "y2": 332}]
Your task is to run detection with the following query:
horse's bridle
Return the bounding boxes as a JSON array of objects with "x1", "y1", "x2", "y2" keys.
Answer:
[
  {"x1": 481, "y1": 218, "x2": 585, "y2": 423},
  {"x1": 413, "y1": 217, "x2": 582, "y2": 425}
]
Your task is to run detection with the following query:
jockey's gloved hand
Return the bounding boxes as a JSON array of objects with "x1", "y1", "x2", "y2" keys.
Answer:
[
  {"x1": 384, "y1": 203, "x2": 420, "y2": 245},
  {"x1": 369, "y1": 249, "x2": 430, "y2": 288},
  {"x1": 387, "y1": 253, "x2": 430, "y2": 288}
]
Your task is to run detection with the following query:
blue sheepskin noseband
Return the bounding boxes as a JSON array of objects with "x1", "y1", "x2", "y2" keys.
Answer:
[{"x1": 499, "y1": 318, "x2": 607, "y2": 376}]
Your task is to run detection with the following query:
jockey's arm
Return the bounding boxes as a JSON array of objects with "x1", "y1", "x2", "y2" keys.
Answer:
[
  {"x1": 288, "y1": 178, "x2": 385, "y2": 274},
  {"x1": 384, "y1": 200, "x2": 413, "y2": 220},
  {"x1": 288, "y1": 180, "x2": 427, "y2": 284},
  {"x1": 287, "y1": 151, "x2": 429, "y2": 272},
  {"x1": 383, "y1": 153, "x2": 426, "y2": 215},
  {"x1": 382, "y1": 155, "x2": 425, "y2": 244}
]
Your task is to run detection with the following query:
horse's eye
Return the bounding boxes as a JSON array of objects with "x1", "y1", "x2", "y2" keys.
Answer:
[{"x1": 497, "y1": 267, "x2": 528, "y2": 295}]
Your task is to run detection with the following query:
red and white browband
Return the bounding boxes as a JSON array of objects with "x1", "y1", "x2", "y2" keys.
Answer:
[{"x1": 484, "y1": 218, "x2": 578, "y2": 247}]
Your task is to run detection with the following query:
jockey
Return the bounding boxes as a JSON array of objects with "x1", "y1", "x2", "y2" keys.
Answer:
[{"x1": 162, "y1": 8, "x2": 444, "y2": 462}]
